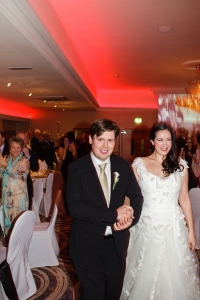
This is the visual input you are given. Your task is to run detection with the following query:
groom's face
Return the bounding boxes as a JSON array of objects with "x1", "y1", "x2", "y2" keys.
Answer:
[{"x1": 89, "y1": 130, "x2": 115, "y2": 162}]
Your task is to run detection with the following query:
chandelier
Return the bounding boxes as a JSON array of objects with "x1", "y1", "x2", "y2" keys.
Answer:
[{"x1": 176, "y1": 64, "x2": 200, "y2": 112}]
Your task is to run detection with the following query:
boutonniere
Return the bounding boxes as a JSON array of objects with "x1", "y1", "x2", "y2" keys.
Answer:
[{"x1": 113, "y1": 172, "x2": 120, "y2": 190}]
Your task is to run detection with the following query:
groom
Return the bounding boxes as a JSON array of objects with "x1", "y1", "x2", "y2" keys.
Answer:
[{"x1": 66, "y1": 118, "x2": 143, "y2": 300}]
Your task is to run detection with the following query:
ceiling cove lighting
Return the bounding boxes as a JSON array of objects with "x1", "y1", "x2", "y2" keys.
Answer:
[
  {"x1": 9, "y1": 67, "x2": 32, "y2": 70},
  {"x1": 134, "y1": 117, "x2": 142, "y2": 124}
]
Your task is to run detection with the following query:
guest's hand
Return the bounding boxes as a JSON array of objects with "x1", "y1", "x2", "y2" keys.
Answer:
[
  {"x1": 113, "y1": 218, "x2": 133, "y2": 231},
  {"x1": 117, "y1": 205, "x2": 134, "y2": 220},
  {"x1": 0, "y1": 154, "x2": 8, "y2": 167},
  {"x1": 22, "y1": 147, "x2": 30, "y2": 158}
]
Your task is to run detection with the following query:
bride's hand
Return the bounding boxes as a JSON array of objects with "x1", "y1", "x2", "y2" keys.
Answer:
[
  {"x1": 188, "y1": 231, "x2": 196, "y2": 251},
  {"x1": 113, "y1": 218, "x2": 133, "y2": 231}
]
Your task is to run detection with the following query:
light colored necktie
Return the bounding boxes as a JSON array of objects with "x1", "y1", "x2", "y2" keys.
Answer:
[{"x1": 99, "y1": 163, "x2": 109, "y2": 207}]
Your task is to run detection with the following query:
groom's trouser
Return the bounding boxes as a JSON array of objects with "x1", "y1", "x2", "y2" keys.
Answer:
[{"x1": 72, "y1": 237, "x2": 126, "y2": 300}]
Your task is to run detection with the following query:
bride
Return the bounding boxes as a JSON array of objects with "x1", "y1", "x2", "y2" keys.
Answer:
[{"x1": 117, "y1": 122, "x2": 200, "y2": 300}]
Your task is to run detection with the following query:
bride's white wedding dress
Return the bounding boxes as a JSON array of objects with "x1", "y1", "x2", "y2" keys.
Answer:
[{"x1": 120, "y1": 157, "x2": 200, "y2": 300}]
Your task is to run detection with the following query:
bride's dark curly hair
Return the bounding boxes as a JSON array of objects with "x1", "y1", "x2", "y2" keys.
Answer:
[{"x1": 149, "y1": 122, "x2": 183, "y2": 176}]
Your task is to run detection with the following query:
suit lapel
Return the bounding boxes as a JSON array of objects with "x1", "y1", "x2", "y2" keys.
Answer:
[{"x1": 81, "y1": 154, "x2": 108, "y2": 207}]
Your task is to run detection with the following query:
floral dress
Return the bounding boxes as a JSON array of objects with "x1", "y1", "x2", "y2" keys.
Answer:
[
  {"x1": 0, "y1": 153, "x2": 29, "y2": 233},
  {"x1": 120, "y1": 157, "x2": 200, "y2": 300}
]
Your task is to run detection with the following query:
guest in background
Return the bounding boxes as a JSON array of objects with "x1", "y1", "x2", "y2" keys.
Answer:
[
  {"x1": 0, "y1": 137, "x2": 29, "y2": 234},
  {"x1": 66, "y1": 131, "x2": 77, "y2": 159},
  {"x1": 191, "y1": 133, "x2": 200, "y2": 187},
  {"x1": 17, "y1": 132, "x2": 39, "y2": 209},
  {"x1": 26, "y1": 130, "x2": 33, "y2": 147},
  {"x1": 57, "y1": 135, "x2": 74, "y2": 182},
  {"x1": 0, "y1": 132, "x2": 9, "y2": 157},
  {"x1": 76, "y1": 132, "x2": 91, "y2": 158},
  {"x1": 31, "y1": 129, "x2": 42, "y2": 158},
  {"x1": 40, "y1": 131, "x2": 57, "y2": 170},
  {"x1": 176, "y1": 127, "x2": 188, "y2": 156},
  {"x1": 180, "y1": 137, "x2": 199, "y2": 190}
]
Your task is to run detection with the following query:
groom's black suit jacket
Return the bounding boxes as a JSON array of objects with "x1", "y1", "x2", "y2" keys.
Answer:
[{"x1": 66, "y1": 153, "x2": 143, "y2": 261}]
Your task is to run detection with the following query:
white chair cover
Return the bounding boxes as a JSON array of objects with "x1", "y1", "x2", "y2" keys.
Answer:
[
  {"x1": 32, "y1": 179, "x2": 44, "y2": 222},
  {"x1": 39, "y1": 173, "x2": 54, "y2": 218},
  {"x1": 189, "y1": 188, "x2": 200, "y2": 249},
  {"x1": 0, "y1": 211, "x2": 36, "y2": 300},
  {"x1": 28, "y1": 204, "x2": 59, "y2": 268}
]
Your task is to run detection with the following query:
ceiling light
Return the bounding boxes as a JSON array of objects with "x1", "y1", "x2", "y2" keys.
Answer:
[
  {"x1": 7, "y1": 83, "x2": 11, "y2": 87},
  {"x1": 54, "y1": 105, "x2": 57, "y2": 107},
  {"x1": 44, "y1": 100, "x2": 46, "y2": 103},
  {"x1": 179, "y1": 64, "x2": 200, "y2": 112},
  {"x1": 63, "y1": 109, "x2": 65, "y2": 111},
  {"x1": 29, "y1": 93, "x2": 32, "y2": 96},
  {"x1": 158, "y1": 26, "x2": 172, "y2": 33}
]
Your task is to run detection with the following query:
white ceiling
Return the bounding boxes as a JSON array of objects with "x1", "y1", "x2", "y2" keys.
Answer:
[{"x1": 0, "y1": 0, "x2": 200, "y2": 114}]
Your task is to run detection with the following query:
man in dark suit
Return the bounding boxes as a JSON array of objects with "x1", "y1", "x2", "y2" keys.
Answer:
[
  {"x1": 66, "y1": 119, "x2": 143, "y2": 300},
  {"x1": 17, "y1": 132, "x2": 39, "y2": 209},
  {"x1": 0, "y1": 132, "x2": 9, "y2": 157},
  {"x1": 40, "y1": 131, "x2": 57, "y2": 170}
]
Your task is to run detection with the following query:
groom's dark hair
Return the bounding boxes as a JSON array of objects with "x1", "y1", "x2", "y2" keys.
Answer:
[{"x1": 89, "y1": 118, "x2": 120, "y2": 139}]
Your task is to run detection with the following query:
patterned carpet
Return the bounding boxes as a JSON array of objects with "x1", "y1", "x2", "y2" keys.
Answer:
[{"x1": 28, "y1": 212, "x2": 80, "y2": 300}]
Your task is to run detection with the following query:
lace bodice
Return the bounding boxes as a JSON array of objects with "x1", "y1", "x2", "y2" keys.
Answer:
[{"x1": 132, "y1": 157, "x2": 188, "y2": 227}]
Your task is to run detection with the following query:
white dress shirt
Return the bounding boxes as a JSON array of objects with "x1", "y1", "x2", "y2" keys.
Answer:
[{"x1": 90, "y1": 152, "x2": 112, "y2": 235}]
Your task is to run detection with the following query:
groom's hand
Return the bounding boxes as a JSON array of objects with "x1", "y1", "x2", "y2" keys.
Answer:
[
  {"x1": 113, "y1": 217, "x2": 133, "y2": 231},
  {"x1": 117, "y1": 205, "x2": 134, "y2": 220}
]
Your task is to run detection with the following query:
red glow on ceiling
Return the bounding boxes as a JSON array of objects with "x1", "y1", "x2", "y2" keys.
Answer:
[
  {"x1": 97, "y1": 90, "x2": 158, "y2": 108},
  {"x1": 0, "y1": 99, "x2": 40, "y2": 119}
]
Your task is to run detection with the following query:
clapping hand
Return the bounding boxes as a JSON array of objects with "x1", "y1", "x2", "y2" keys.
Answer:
[{"x1": 0, "y1": 154, "x2": 7, "y2": 167}]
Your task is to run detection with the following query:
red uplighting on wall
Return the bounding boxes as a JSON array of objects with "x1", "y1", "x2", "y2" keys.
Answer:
[{"x1": 0, "y1": 99, "x2": 40, "y2": 119}]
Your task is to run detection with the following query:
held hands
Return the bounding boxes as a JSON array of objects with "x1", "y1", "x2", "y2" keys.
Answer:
[{"x1": 113, "y1": 205, "x2": 134, "y2": 231}]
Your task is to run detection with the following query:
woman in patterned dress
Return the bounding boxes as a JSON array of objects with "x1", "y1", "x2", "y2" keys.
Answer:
[{"x1": 0, "y1": 136, "x2": 29, "y2": 234}]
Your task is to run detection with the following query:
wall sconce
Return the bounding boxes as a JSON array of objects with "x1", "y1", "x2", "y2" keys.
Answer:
[{"x1": 134, "y1": 117, "x2": 142, "y2": 124}]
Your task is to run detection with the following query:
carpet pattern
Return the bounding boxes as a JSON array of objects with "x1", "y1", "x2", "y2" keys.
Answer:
[{"x1": 28, "y1": 213, "x2": 80, "y2": 300}]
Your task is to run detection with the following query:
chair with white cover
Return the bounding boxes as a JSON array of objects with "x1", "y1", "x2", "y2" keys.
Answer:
[
  {"x1": 0, "y1": 211, "x2": 36, "y2": 300},
  {"x1": 39, "y1": 172, "x2": 54, "y2": 218},
  {"x1": 32, "y1": 179, "x2": 44, "y2": 222},
  {"x1": 189, "y1": 188, "x2": 200, "y2": 249},
  {"x1": 28, "y1": 204, "x2": 59, "y2": 268}
]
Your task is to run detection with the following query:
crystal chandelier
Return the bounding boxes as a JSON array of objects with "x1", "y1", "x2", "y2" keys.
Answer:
[{"x1": 176, "y1": 64, "x2": 200, "y2": 112}]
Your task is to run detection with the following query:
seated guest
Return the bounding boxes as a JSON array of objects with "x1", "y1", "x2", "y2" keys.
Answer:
[
  {"x1": 0, "y1": 137, "x2": 29, "y2": 234},
  {"x1": 0, "y1": 131, "x2": 9, "y2": 157},
  {"x1": 17, "y1": 132, "x2": 39, "y2": 209}
]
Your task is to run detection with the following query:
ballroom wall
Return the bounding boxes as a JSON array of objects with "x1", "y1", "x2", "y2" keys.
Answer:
[{"x1": 29, "y1": 109, "x2": 158, "y2": 139}]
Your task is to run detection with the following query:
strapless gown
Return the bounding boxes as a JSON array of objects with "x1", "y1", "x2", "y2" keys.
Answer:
[{"x1": 120, "y1": 157, "x2": 200, "y2": 300}]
